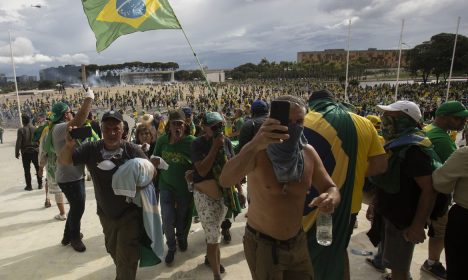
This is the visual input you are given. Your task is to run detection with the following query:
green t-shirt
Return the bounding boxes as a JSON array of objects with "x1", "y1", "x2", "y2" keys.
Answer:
[
  {"x1": 153, "y1": 134, "x2": 195, "y2": 196},
  {"x1": 425, "y1": 124, "x2": 457, "y2": 163},
  {"x1": 231, "y1": 117, "x2": 244, "y2": 140}
]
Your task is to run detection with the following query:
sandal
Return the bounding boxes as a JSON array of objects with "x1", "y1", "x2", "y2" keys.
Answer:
[{"x1": 44, "y1": 199, "x2": 51, "y2": 208}]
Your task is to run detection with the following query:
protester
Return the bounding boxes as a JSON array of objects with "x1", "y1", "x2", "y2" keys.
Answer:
[
  {"x1": 134, "y1": 123, "x2": 156, "y2": 158},
  {"x1": 0, "y1": 123, "x2": 4, "y2": 144},
  {"x1": 432, "y1": 147, "x2": 468, "y2": 280},
  {"x1": 15, "y1": 115, "x2": 42, "y2": 191},
  {"x1": 191, "y1": 112, "x2": 233, "y2": 279},
  {"x1": 152, "y1": 109, "x2": 195, "y2": 264},
  {"x1": 370, "y1": 101, "x2": 438, "y2": 280},
  {"x1": 303, "y1": 89, "x2": 387, "y2": 280},
  {"x1": 59, "y1": 110, "x2": 149, "y2": 279},
  {"x1": 420, "y1": 101, "x2": 468, "y2": 279},
  {"x1": 238, "y1": 99, "x2": 269, "y2": 152},
  {"x1": 219, "y1": 95, "x2": 341, "y2": 280},
  {"x1": 49, "y1": 88, "x2": 94, "y2": 252}
]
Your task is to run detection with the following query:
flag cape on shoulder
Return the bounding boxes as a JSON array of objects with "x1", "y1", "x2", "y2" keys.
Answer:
[
  {"x1": 82, "y1": 0, "x2": 181, "y2": 52},
  {"x1": 303, "y1": 99, "x2": 357, "y2": 280}
]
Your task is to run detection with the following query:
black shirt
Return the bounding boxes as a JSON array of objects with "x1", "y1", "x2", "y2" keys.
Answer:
[
  {"x1": 377, "y1": 146, "x2": 434, "y2": 229},
  {"x1": 72, "y1": 140, "x2": 147, "y2": 219},
  {"x1": 191, "y1": 136, "x2": 234, "y2": 184}
]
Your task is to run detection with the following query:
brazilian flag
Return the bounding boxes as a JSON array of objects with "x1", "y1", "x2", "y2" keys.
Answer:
[
  {"x1": 82, "y1": 0, "x2": 181, "y2": 52},
  {"x1": 302, "y1": 99, "x2": 357, "y2": 280}
]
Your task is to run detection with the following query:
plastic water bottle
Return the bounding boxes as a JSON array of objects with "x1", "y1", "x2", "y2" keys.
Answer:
[{"x1": 316, "y1": 211, "x2": 333, "y2": 246}]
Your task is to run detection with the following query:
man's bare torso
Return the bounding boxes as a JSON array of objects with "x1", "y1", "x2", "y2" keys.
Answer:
[{"x1": 247, "y1": 146, "x2": 314, "y2": 240}]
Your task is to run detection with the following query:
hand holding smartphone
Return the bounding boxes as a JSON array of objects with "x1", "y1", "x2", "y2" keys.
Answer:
[
  {"x1": 269, "y1": 100, "x2": 290, "y2": 133},
  {"x1": 69, "y1": 126, "x2": 92, "y2": 139}
]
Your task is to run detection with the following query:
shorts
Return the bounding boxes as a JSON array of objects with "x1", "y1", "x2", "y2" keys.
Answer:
[
  {"x1": 428, "y1": 212, "x2": 448, "y2": 239},
  {"x1": 194, "y1": 190, "x2": 227, "y2": 244},
  {"x1": 46, "y1": 172, "x2": 62, "y2": 194},
  {"x1": 382, "y1": 218, "x2": 415, "y2": 272},
  {"x1": 243, "y1": 225, "x2": 313, "y2": 280}
]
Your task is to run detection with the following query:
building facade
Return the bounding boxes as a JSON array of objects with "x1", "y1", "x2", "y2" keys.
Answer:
[
  {"x1": 39, "y1": 65, "x2": 81, "y2": 84},
  {"x1": 297, "y1": 48, "x2": 408, "y2": 69}
]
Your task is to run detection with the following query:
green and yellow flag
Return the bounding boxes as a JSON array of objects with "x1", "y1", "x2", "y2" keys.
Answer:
[{"x1": 82, "y1": 0, "x2": 181, "y2": 52}]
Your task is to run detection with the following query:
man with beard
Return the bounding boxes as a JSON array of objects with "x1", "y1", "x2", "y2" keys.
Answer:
[
  {"x1": 371, "y1": 101, "x2": 438, "y2": 280},
  {"x1": 219, "y1": 95, "x2": 340, "y2": 280}
]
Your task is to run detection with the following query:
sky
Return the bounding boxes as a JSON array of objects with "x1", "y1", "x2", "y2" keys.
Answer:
[{"x1": 0, "y1": 0, "x2": 467, "y2": 77}]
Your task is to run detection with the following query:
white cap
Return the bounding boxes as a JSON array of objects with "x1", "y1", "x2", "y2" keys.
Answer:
[{"x1": 376, "y1": 100, "x2": 422, "y2": 123}]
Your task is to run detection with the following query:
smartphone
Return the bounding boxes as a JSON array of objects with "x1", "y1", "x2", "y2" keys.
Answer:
[
  {"x1": 269, "y1": 100, "x2": 290, "y2": 127},
  {"x1": 70, "y1": 126, "x2": 92, "y2": 139}
]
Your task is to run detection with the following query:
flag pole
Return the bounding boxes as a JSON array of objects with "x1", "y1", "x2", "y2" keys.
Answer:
[
  {"x1": 446, "y1": 16, "x2": 461, "y2": 101},
  {"x1": 171, "y1": 12, "x2": 215, "y2": 96},
  {"x1": 9, "y1": 30, "x2": 22, "y2": 128},
  {"x1": 344, "y1": 19, "x2": 351, "y2": 102},
  {"x1": 395, "y1": 19, "x2": 405, "y2": 101}
]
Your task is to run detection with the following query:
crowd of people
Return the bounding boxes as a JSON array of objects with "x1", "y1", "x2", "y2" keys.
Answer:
[{"x1": 9, "y1": 79, "x2": 468, "y2": 280}]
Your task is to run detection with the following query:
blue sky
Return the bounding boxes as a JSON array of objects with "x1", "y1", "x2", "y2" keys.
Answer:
[{"x1": 0, "y1": 0, "x2": 467, "y2": 76}]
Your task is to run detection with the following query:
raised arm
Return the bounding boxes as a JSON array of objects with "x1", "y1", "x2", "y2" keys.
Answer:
[
  {"x1": 68, "y1": 88, "x2": 94, "y2": 128},
  {"x1": 194, "y1": 135, "x2": 224, "y2": 177},
  {"x1": 219, "y1": 118, "x2": 288, "y2": 188}
]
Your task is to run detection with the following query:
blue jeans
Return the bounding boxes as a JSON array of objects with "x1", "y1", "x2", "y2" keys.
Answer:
[
  {"x1": 160, "y1": 189, "x2": 191, "y2": 251},
  {"x1": 59, "y1": 179, "x2": 86, "y2": 240}
]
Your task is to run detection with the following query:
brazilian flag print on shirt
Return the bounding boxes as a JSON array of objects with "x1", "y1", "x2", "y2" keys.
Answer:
[{"x1": 82, "y1": 0, "x2": 181, "y2": 52}]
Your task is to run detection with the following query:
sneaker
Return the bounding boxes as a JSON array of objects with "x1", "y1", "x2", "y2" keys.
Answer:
[
  {"x1": 70, "y1": 239, "x2": 86, "y2": 252},
  {"x1": 366, "y1": 257, "x2": 385, "y2": 273},
  {"x1": 421, "y1": 260, "x2": 447, "y2": 280},
  {"x1": 178, "y1": 239, "x2": 188, "y2": 252},
  {"x1": 204, "y1": 256, "x2": 225, "y2": 273},
  {"x1": 221, "y1": 229, "x2": 231, "y2": 244},
  {"x1": 61, "y1": 233, "x2": 84, "y2": 246},
  {"x1": 193, "y1": 216, "x2": 200, "y2": 223},
  {"x1": 24, "y1": 186, "x2": 32, "y2": 191},
  {"x1": 44, "y1": 199, "x2": 51, "y2": 208},
  {"x1": 54, "y1": 214, "x2": 67, "y2": 221},
  {"x1": 165, "y1": 249, "x2": 176, "y2": 264}
]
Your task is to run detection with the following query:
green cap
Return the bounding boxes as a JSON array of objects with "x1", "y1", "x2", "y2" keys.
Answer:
[
  {"x1": 435, "y1": 101, "x2": 468, "y2": 117},
  {"x1": 204, "y1": 112, "x2": 224, "y2": 126},
  {"x1": 50, "y1": 102, "x2": 69, "y2": 123}
]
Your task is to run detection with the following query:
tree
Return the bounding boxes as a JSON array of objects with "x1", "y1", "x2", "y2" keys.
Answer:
[{"x1": 406, "y1": 33, "x2": 468, "y2": 84}]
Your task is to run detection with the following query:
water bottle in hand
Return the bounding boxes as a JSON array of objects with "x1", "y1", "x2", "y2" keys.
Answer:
[{"x1": 316, "y1": 211, "x2": 333, "y2": 246}]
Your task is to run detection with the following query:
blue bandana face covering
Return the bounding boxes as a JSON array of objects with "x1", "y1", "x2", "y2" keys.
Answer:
[{"x1": 266, "y1": 123, "x2": 307, "y2": 190}]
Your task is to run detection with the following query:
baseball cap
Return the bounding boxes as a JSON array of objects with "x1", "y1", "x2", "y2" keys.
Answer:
[
  {"x1": 251, "y1": 100, "x2": 268, "y2": 114},
  {"x1": 376, "y1": 100, "x2": 422, "y2": 123},
  {"x1": 50, "y1": 102, "x2": 69, "y2": 123},
  {"x1": 101, "y1": 110, "x2": 124, "y2": 123},
  {"x1": 182, "y1": 107, "x2": 192, "y2": 116},
  {"x1": 366, "y1": 115, "x2": 382, "y2": 127},
  {"x1": 168, "y1": 110, "x2": 186, "y2": 123},
  {"x1": 435, "y1": 101, "x2": 468, "y2": 117},
  {"x1": 204, "y1": 112, "x2": 224, "y2": 126}
]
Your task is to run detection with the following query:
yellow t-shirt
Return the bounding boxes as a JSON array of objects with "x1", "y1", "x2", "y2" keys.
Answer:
[{"x1": 350, "y1": 113, "x2": 386, "y2": 213}]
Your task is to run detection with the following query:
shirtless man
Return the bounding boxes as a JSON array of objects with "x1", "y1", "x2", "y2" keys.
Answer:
[{"x1": 220, "y1": 95, "x2": 340, "y2": 280}]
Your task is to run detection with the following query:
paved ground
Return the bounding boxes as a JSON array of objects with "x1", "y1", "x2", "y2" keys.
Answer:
[{"x1": 0, "y1": 129, "x2": 443, "y2": 279}]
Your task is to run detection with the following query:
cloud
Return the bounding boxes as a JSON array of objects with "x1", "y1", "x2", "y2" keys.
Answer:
[{"x1": 0, "y1": 37, "x2": 89, "y2": 65}]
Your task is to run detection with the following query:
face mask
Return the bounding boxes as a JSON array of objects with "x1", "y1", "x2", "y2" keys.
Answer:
[
  {"x1": 278, "y1": 123, "x2": 305, "y2": 152},
  {"x1": 97, "y1": 160, "x2": 117, "y2": 171},
  {"x1": 381, "y1": 115, "x2": 417, "y2": 141}
]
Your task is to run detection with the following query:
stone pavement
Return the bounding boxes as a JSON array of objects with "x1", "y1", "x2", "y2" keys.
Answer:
[{"x1": 0, "y1": 129, "x2": 442, "y2": 280}]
